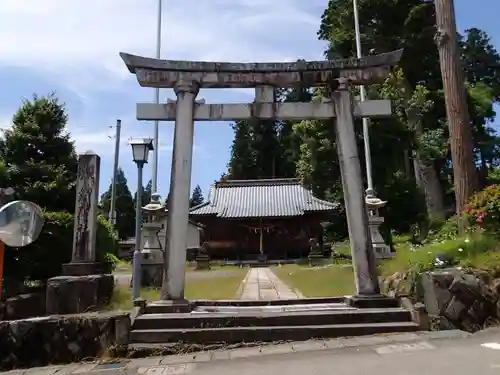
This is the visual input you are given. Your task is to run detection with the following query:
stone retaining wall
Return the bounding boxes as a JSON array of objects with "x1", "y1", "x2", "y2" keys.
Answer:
[
  {"x1": 383, "y1": 267, "x2": 500, "y2": 332},
  {"x1": 0, "y1": 312, "x2": 130, "y2": 371}
]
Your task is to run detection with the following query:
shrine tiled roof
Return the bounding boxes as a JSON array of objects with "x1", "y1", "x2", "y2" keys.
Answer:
[{"x1": 189, "y1": 178, "x2": 339, "y2": 219}]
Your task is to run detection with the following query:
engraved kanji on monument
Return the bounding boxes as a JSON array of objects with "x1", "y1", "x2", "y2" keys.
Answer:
[{"x1": 63, "y1": 151, "x2": 101, "y2": 276}]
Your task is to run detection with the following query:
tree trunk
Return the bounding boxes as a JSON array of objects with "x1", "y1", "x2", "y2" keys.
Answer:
[
  {"x1": 411, "y1": 116, "x2": 446, "y2": 220},
  {"x1": 435, "y1": 0, "x2": 479, "y2": 229},
  {"x1": 403, "y1": 81, "x2": 446, "y2": 220}
]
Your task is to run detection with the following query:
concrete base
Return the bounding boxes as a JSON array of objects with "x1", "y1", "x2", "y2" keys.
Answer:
[
  {"x1": 141, "y1": 263, "x2": 163, "y2": 288},
  {"x1": 308, "y1": 253, "x2": 323, "y2": 267},
  {"x1": 45, "y1": 274, "x2": 114, "y2": 314},
  {"x1": 195, "y1": 254, "x2": 211, "y2": 270},
  {"x1": 345, "y1": 295, "x2": 400, "y2": 309},
  {"x1": 147, "y1": 299, "x2": 192, "y2": 314},
  {"x1": 62, "y1": 262, "x2": 102, "y2": 276}
]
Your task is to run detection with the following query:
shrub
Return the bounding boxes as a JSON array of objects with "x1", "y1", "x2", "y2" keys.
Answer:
[
  {"x1": 3, "y1": 211, "x2": 118, "y2": 297},
  {"x1": 426, "y1": 216, "x2": 459, "y2": 243},
  {"x1": 463, "y1": 184, "x2": 500, "y2": 234}
]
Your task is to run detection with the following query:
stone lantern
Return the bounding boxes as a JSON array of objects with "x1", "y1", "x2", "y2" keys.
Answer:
[
  {"x1": 141, "y1": 193, "x2": 167, "y2": 287},
  {"x1": 366, "y1": 196, "x2": 392, "y2": 259}
]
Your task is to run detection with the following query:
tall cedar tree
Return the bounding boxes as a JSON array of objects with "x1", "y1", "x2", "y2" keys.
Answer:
[
  {"x1": 100, "y1": 168, "x2": 136, "y2": 239},
  {"x1": 189, "y1": 185, "x2": 204, "y2": 207}
]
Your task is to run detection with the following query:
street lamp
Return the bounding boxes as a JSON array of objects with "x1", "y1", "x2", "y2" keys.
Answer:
[{"x1": 130, "y1": 138, "x2": 154, "y2": 301}]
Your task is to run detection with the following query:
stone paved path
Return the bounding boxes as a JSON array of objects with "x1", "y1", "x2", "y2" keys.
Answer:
[{"x1": 239, "y1": 267, "x2": 304, "y2": 300}]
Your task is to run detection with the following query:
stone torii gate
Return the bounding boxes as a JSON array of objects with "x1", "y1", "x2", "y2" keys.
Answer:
[{"x1": 120, "y1": 49, "x2": 403, "y2": 309}]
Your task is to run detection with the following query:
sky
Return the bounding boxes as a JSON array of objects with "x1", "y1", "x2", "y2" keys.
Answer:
[{"x1": 0, "y1": 0, "x2": 498, "y2": 200}]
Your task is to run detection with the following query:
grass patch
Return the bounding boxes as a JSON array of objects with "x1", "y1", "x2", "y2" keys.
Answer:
[
  {"x1": 273, "y1": 264, "x2": 355, "y2": 297},
  {"x1": 108, "y1": 268, "x2": 249, "y2": 310},
  {"x1": 114, "y1": 260, "x2": 132, "y2": 273},
  {"x1": 184, "y1": 269, "x2": 248, "y2": 299}
]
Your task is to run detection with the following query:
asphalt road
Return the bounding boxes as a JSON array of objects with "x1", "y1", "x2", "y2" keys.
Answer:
[
  {"x1": 187, "y1": 329, "x2": 500, "y2": 375},
  {"x1": 6, "y1": 330, "x2": 500, "y2": 375}
]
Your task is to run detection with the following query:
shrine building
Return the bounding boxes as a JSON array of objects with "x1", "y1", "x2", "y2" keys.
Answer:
[{"x1": 189, "y1": 178, "x2": 339, "y2": 261}]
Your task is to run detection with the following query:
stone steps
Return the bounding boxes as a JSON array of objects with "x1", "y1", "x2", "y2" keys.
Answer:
[
  {"x1": 144, "y1": 296, "x2": 400, "y2": 314},
  {"x1": 131, "y1": 321, "x2": 420, "y2": 344},
  {"x1": 133, "y1": 308, "x2": 413, "y2": 330}
]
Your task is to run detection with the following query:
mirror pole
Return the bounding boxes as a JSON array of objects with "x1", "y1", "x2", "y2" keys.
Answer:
[{"x1": 0, "y1": 241, "x2": 4, "y2": 301}]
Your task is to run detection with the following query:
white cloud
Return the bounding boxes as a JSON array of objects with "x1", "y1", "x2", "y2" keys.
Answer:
[
  {"x1": 71, "y1": 125, "x2": 202, "y2": 157},
  {"x1": 0, "y1": 0, "x2": 326, "y2": 89}
]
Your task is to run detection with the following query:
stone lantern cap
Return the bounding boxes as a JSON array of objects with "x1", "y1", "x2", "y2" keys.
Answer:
[
  {"x1": 366, "y1": 196, "x2": 387, "y2": 210},
  {"x1": 142, "y1": 192, "x2": 166, "y2": 214}
]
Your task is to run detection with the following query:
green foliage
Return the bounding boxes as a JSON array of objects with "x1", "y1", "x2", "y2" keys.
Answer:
[
  {"x1": 189, "y1": 185, "x2": 204, "y2": 207},
  {"x1": 463, "y1": 184, "x2": 500, "y2": 234},
  {"x1": 100, "y1": 167, "x2": 136, "y2": 239},
  {"x1": 426, "y1": 216, "x2": 460, "y2": 243},
  {"x1": 1, "y1": 94, "x2": 77, "y2": 212},
  {"x1": 487, "y1": 168, "x2": 500, "y2": 185},
  {"x1": 381, "y1": 233, "x2": 499, "y2": 280},
  {"x1": 227, "y1": 119, "x2": 282, "y2": 179},
  {"x1": 378, "y1": 172, "x2": 427, "y2": 235},
  {"x1": 3, "y1": 211, "x2": 118, "y2": 294}
]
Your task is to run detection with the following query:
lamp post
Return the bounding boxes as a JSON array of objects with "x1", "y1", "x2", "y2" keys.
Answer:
[
  {"x1": 130, "y1": 138, "x2": 154, "y2": 301},
  {"x1": 0, "y1": 187, "x2": 14, "y2": 301}
]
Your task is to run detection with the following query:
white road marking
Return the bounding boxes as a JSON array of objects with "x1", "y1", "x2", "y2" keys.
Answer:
[
  {"x1": 137, "y1": 364, "x2": 195, "y2": 375},
  {"x1": 375, "y1": 341, "x2": 435, "y2": 355},
  {"x1": 481, "y1": 342, "x2": 500, "y2": 350}
]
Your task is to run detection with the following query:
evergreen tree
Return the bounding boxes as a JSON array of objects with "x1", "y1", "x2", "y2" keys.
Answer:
[
  {"x1": 189, "y1": 185, "x2": 204, "y2": 207},
  {"x1": 100, "y1": 168, "x2": 135, "y2": 239},
  {"x1": 227, "y1": 120, "x2": 255, "y2": 179},
  {"x1": 1, "y1": 94, "x2": 77, "y2": 212},
  {"x1": 142, "y1": 179, "x2": 153, "y2": 204}
]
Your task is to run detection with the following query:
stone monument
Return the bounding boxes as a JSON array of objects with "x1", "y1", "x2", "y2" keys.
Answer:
[
  {"x1": 120, "y1": 49, "x2": 403, "y2": 309},
  {"x1": 46, "y1": 152, "x2": 114, "y2": 314},
  {"x1": 141, "y1": 193, "x2": 166, "y2": 287}
]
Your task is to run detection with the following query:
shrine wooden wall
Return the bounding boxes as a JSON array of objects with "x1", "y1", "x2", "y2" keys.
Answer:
[{"x1": 191, "y1": 215, "x2": 326, "y2": 259}]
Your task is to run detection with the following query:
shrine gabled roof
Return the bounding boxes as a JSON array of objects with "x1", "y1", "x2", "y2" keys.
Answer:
[{"x1": 189, "y1": 178, "x2": 339, "y2": 219}]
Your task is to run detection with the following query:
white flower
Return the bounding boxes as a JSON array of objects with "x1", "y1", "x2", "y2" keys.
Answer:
[
  {"x1": 458, "y1": 248, "x2": 463, "y2": 252},
  {"x1": 464, "y1": 238, "x2": 470, "y2": 243}
]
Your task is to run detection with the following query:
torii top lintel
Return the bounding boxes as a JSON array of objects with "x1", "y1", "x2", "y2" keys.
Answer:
[{"x1": 119, "y1": 49, "x2": 403, "y2": 89}]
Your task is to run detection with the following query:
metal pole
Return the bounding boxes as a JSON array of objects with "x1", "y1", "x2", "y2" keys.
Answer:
[
  {"x1": 109, "y1": 119, "x2": 121, "y2": 225},
  {"x1": 353, "y1": 0, "x2": 374, "y2": 197},
  {"x1": 132, "y1": 163, "x2": 144, "y2": 300},
  {"x1": 151, "y1": 0, "x2": 163, "y2": 193}
]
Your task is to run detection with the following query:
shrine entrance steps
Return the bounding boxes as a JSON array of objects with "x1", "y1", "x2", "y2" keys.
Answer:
[{"x1": 130, "y1": 298, "x2": 419, "y2": 345}]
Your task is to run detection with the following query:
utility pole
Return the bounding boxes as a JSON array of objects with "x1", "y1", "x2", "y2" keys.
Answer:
[
  {"x1": 434, "y1": 0, "x2": 478, "y2": 226},
  {"x1": 109, "y1": 119, "x2": 121, "y2": 226}
]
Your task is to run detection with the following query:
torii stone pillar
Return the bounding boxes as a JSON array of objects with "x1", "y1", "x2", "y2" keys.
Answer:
[
  {"x1": 161, "y1": 81, "x2": 199, "y2": 305},
  {"x1": 331, "y1": 80, "x2": 380, "y2": 297}
]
